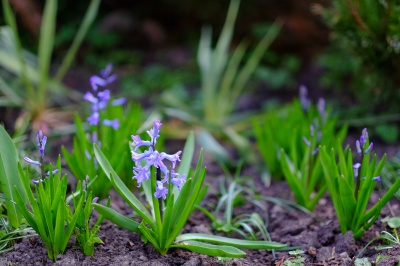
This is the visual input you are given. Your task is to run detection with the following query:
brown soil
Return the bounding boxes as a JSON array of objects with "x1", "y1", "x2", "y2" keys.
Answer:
[{"x1": 2, "y1": 170, "x2": 400, "y2": 266}]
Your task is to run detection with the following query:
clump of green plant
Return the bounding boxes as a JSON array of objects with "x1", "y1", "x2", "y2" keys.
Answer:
[
  {"x1": 161, "y1": 0, "x2": 281, "y2": 163},
  {"x1": 0, "y1": 0, "x2": 100, "y2": 132},
  {"x1": 315, "y1": 0, "x2": 400, "y2": 111},
  {"x1": 62, "y1": 64, "x2": 142, "y2": 199},
  {"x1": 254, "y1": 87, "x2": 347, "y2": 210},
  {"x1": 72, "y1": 176, "x2": 109, "y2": 256},
  {"x1": 198, "y1": 163, "x2": 271, "y2": 241},
  {"x1": 14, "y1": 131, "x2": 86, "y2": 261},
  {"x1": 93, "y1": 120, "x2": 287, "y2": 257},
  {"x1": 320, "y1": 128, "x2": 400, "y2": 239},
  {"x1": 380, "y1": 152, "x2": 400, "y2": 200}
]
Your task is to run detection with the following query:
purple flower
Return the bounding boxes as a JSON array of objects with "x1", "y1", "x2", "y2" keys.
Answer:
[
  {"x1": 46, "y1": 169, "x2": 59, "y2": 176},
  {"x1": 87, "y1": 112, "x2": 100, "y2": 125},
  {"x1": 302, "y1": 137, "x2": 311, "y2": 147},
  {"x1": 146, "y1": 150, "x2": 166, "y2": 170},
  {"x1": 299, "y1": 85, "x2": 310, "y2": 112},
  {"x1": 84, "y1": 92, "x2": 98, "y2": 104},
  {"x1": 160, "y1": 151, "x2": 182, "y2": 169},
  {"x1": 112, "y1": 97, "x2": 126, "y2": 106},
  {"x1": 373, "y1": 176, "x2": 381, "y2": 182},
  {"x1": 356, "y1": 128, "x2": 373, "y2": 155},
  {"x1": 32, "y1": 179, "x2": 43, "y2": 185},
  {"x1": 85, "y1": 150, "x2": 92, "y2": 160},
  {"x1": 24, "y1": 157, "x2": 41, "y2": 166},
  {"x1": 98, "y1": 89, "x2": 111, "y2": 102},
  {"x1": 171, "y1": 171, "x2": 186, "y2": 191},
  {"x1": 131, "y1": 149, "x2": 153, "y2": 163},
  {"x1": 133, "y1": 166, "x2": 150, "y2": 187},
  {"x1": 103, "y1": 119, "x2": 120, "y2": 130},
  {"x1": 154, "y1": 181, "x2": 168, "y2": 199},
  {"x1": 131, "y1": 135, "x2": 152, "y2": 151},
  {"x1": 147, "y1": 120, "x2": 162, "y2": 144},
  {"x1": 353, "y1": 163, "x2": 361, "y2": 178}
]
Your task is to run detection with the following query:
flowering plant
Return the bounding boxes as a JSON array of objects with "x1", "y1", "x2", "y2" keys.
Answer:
[
  {"x1": 14, "y1": 131, "x2": 85, "y2": 261},
  {"x1": 62, "y1": 64, "x2": 142, "y2": 198},
  {"x1": 93, "y1": 120, "x2": 286, "y2": 257},
  {"x1": 320, "y1": 128, "x2": 400, "y2": 239}
]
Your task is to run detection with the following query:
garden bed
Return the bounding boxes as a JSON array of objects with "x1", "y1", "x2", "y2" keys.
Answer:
[{"x1": 2, "y1": 170, "x2": 399, "y2": 266}]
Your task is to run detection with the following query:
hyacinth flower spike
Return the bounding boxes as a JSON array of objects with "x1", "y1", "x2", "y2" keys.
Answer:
[
  {"x1": 24, "y1": 130, "x2": 48, "y2": 181},
  {"x1": 130, "y1": 120, "x2": 186, "y2": 196}
]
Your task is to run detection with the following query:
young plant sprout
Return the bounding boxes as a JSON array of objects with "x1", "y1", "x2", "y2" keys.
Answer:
[
  {"x1": 320, "y1": 128, "x2": 400, "y2": 239},
  {"x1": 93, "y1": 120, "x2": 287, "y2": 257}
]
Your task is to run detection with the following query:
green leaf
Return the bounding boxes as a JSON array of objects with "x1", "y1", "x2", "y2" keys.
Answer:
[
  {"x1": 94, "y1": 143, "x2": 153, "y2": 225},
  {"x1": 38, "y1": 0, "x2": 57, "y2": 103},
  {"x1": 387, "y1": 217, "x2": 400, "y2": 229},
  {"x1": 54, "y1": 0, "x2": 100, "y2": 81},
  {"x1": 93, "y1": 203, "x2": 140, "y2": 233},
  {"x1": 172, "y1": 240, "x2": 246, "y2": 258},
  {"x1": 175, "y1": 233, "x2": 286, "y2": 250},
  {"x1": 0, "y1": 126, "x2": 25, "y2": 228}
]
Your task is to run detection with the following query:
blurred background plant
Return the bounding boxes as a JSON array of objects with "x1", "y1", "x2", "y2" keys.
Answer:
[
  {"x1": 314, "y1": 0, "x2": 400, "y2": 113},
  {"x1": 0, "y1": 0, "x2": 100, "y2": 134},
  {"x1": 254, "y1": 87, "x2": 347, "y2": 185},
  {"x1": 160, "y1": 0, "x2": 281, "y2": 164}
]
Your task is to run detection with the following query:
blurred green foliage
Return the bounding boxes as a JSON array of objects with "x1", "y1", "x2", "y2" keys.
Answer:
[{"x1": 317, "y1": 0, "x2": 400, "y2": 111}]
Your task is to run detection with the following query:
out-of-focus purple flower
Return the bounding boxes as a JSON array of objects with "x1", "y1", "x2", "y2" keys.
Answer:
[
  {"x1": 302, "y1": 137, "x2": 311, "y2": 147},
  {"x1": 92, "y1": 197, "x2": 99, "y2": 203},
  {"x1": 84, "y1": 92, "x2": 98, "y2": 104},
  {"x1": 131, "y1": 135, "x2": 152, "y2": 151},
  {"x1": 318, "y1": 98, "x2": 326, "y2": 122},
  {"x1": 353, "y1": 163, "x2": 361, "y2": 178},
  {"x1": 112, "y1": 97, "x2": 126, "y2": 106},
  {"x1": 356, "y1": 128, "x2": 373, "y2": 155},
  {"x1": 372, "y1": 176, "x2": 381, "y2": 181},
  {"x1": 24, "y1": 157, "x2": 41, "y2": 166},
  {"x1": 98, "y1": 90, "x2": 111, "y2": 102},
  {"x1": 36, "y1": 130, "x2": 47, "y2": 158},
  {"x1": 103, "y1": 119, "x2": 120, "y2": 130},
  {"x1": 299, "y1": 85, "x2": 310, "y2": 112},
  {"x1": 46, "y1": 169, "x2": 59, "y2": 176},
  {"x1": 32, "y1": 179, "x2": 43, "y2": 185},
  {"x1": 87, "y1": 112, "x2": 100, "y2": 125},
  {"x1": 85, "y1": 150, "x2": 92, "y2": 160},
  {"x1": 154, "y1": 181, "x2": 168, "y2": 200}
]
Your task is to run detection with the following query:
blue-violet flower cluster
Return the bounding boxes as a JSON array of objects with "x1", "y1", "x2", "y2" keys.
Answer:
[
  {"x1": 84, "y1": 63, "x2": 126, "y2": 129},
  {"x1": 353, "y1": 128, "x2": 380, "y2": 181},
  {"x1": 131, "y1": 120, "x2": 186, "y2": 199}
]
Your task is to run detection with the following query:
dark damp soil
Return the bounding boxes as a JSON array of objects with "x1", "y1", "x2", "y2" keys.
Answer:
[{"x1": 2, "y1": 168, "x2": 400, "y2": 266}]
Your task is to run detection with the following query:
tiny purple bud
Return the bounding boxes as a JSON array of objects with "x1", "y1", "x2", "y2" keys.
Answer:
[
  {"x1": 46, "y1": 169, "x2": 59, "y2": 176},
  {"x1": 372, "y1": 176, "x2": 381, "y2": 182},
  {"x1": 147, "y1": 120, "x2": 162, "y2": 144},
  {"x1": 356, "y1": 140, "x2": 362, "y2": 155},
  {"x1": 302, "y1": 137, "x2": 311, "y2": 147},
  {"x1": 24, "y1": 157, "x2": 41, "y2": 166},
  {"x1": 103, "y1": 119, "x2": 120, "y2": 130},
  {"x1": 85, "y1": 150, "x2": 92, "y2": 160},
  {"x1": 112, "y1": 97, "x2": 126, "y2": 106},
  {"x1": 32, "y1": 179, "x2": 43, "y2": 185},
  {"x1": 359, "y1": 135, "x2": 366, "y2": 148},
  {"x1": 364, "y1": 142, "x2": 373, "y2": 154},
  {"x1": 92, "y1": 132, "x2": 98, "y2": 143},
  {"x1": 100, "y1": 63, "x2": 113, "y2": 78},
  {"x1": 92, "y1": 197, "x2": 99, "y2": 204},
  {"x1": 353, "y1": 163, "x2": 361, "y2": 178}
]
